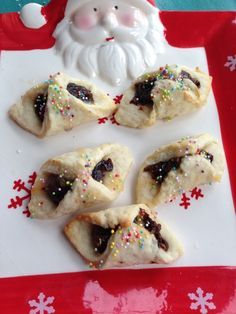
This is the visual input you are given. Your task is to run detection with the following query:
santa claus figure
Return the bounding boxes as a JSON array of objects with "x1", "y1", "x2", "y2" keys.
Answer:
[{"x1": 16, "y1": 0, "x2": 165, "y2": 85}]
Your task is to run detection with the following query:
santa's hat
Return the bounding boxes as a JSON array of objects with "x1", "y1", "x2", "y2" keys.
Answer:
[{"x1": 65, "y1": 0, "x2": 157, "y2": 16}]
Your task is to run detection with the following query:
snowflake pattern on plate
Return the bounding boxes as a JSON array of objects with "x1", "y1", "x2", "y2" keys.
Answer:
[
  {"x1": 179, "y1": 187, "x2": 204, "y2": 209},
  {"x1": 113, "y1": 94, "x2": 123, "y2": 104},
  {"x1": 97, "y1": 95, "x2": 122, "y2": 125},
  {"x1": 28, "y1": 292, "x2": 55, "y2": 314},
  {"x1": 224, "y1": 55, "x2": 236, "y2": 71},
  {"x1": 8, "y1": 172, "x2": 37, "y2": 217},
  {"x1": 188, "y1": 287, "x2": 216, "y2": 314},
  {"x1": 98, "y1": 116, "x2": 109, "y2": 124}
]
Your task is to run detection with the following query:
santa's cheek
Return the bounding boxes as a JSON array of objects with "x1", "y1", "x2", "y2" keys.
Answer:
[
  {"x1": 72, "y1": 14, "x2": 98, "y2": 30},
  {"x1": 117, "y1": 10, "x2": 146, "y2": 28},
  {"x1": 118, "y1": 13, "x2": 136, "y2": 27}
]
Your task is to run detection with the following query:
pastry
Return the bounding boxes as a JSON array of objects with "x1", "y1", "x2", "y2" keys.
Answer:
[
  {"x1": 64, "y1": 204, "x2": 183, "y2": 268},
  {"x1": 9, "y1": 72, "x2": 116, "y2": 137},
  {"x1": 29, "y1": 143, "x2": 133, "y2": 219},
  {"x1": 115, "y1": 65, "x2": 212, "y2": 128},
  {"x1": 136, "y1": 133, "x2": 225, "y2": 208}
]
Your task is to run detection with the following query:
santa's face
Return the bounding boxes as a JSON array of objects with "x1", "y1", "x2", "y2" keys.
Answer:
[
  {"x1": 70, "y1": 1, "x2": 149, "y2": 44},
  {"x1": 54, "y1": 0, "x2": 166, "y2": 85}
]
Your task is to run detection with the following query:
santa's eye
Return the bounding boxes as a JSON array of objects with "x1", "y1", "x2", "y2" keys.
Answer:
[
  {"x1": 93, "y1": 8, "x2": 97, "y2": 12},
  {"x1": 114, "y1": 5, "x2": 119, "y2": 10}
]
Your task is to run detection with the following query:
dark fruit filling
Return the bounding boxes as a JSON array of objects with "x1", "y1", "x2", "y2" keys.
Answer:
[
  {"x1": 91, "y1": 225, "x2": 113, "y2": 254},
  {"x1": 134, "y1": 209, "x2": 169, "y2": 251},
  {"x1": 67, "y1": 83, "x2": 94, "y2": 103},
  {"x1": 92, "y1": 158, "x2": 113, "y2": 182},
  {"x1": 144, "y1": 157, "x2": 182, "y2": 184},
  {"x1": 179, "y1": 70, "x2": 201, "y2": 88},
  {"x1": 45, "y1": 174, "x2": 74, "y2": 205},
  {"x1": 130, "y1": 69, "x2": 200, "y2": 108},
  {"x1": 199, "y1": 150, "x2": 214, "y2": 163},
  {"x1": 130, "y1": 77, "x2": 157, "y2": 107},
  {"x1": 34, "y1": 93, "x2": 48, "y2": 122},
  {"x1": 144, "y1": 149, "x2": 213, "y2": 185}
]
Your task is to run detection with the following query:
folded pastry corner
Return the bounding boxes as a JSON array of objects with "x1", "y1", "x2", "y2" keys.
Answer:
[
  {"x1": 115, "y1": 65, "x2": 212, "y2": 128},
  {"x1": 136, "y1": 133, "x2": 225, "y2": 208},
  {"x1": 64, "y1": 204, "x2": 183, "y2": 268},
  {"x1": 9, "y1": 72, "x2": 116, "y2": 137},
  {"x1": 29, "y1": 143, "x2": 133, "y2": 219}
]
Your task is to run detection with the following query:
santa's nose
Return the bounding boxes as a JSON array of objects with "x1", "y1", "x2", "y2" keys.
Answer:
[{"x1": 100, "y1": 12, "x2": 118, "y2": 29}]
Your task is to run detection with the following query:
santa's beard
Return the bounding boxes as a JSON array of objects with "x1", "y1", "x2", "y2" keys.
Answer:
[{"x1": 53, "y1": 14, "x2": 166, "y2": 85}]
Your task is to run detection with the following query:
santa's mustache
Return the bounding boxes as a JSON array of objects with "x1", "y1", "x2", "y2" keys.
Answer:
[
  {"x1": 77, "y1": 41, "x2": 157, "y2": 85},
  {"x1": 69, "y1": 23, "x2": 148, "y2": 44}
]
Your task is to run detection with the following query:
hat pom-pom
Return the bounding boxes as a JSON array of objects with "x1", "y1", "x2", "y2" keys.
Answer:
[{"x1": 20, "y1": 3, "x2": 47, "y2": 29}]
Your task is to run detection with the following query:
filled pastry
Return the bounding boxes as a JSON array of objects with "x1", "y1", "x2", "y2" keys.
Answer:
[
  {"x1": 29, "y1": 143, "x2": 133, "y2": 219},
  {"x1": 9, "y1": 72, "x2": 116, "y2": 137},
  {"x1": 115, "y1": 65, "x2": 212, "y2": 128},
  {"x1": 136, "y1": 133, "x2": 225, "y2": 208},
  {"x1": 64, "y1": 204, "x2": 183, "y2": 268}
]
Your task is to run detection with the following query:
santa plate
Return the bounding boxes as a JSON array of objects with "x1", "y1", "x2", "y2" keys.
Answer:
[{"x1": 0, "y1": 0, "x2": 236, "y2": 312}]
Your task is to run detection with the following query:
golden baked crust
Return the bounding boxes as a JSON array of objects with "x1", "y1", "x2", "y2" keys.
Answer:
[
  {"x1": 29, "y1": 143, "x2": 134, "y2": 219},
  {"x1": 9, "y1": 72, "x2": 116, "y2": 137},
  {"x1": 64, "y1": 204, "x2": 183, "y2": 268},
  {"x1": 136, "y1": 133, "x2": 225, "y2": 208},
  {"x1": 115, "y1": 65, "x2": 212, "y2": 128}
]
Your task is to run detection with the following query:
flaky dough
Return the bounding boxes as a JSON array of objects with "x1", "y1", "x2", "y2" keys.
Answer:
[
  {"x1": 136, "y1": 133, "x2": 225, "y2": 208},
  {"x1": 64, "y1": 204, "x2": 183, "y2": 268},
  {"x1": 115, "y1": 65, "x2": 212, "y2": 128},
  {"x1": 29, "y1": 143, "x2": 133, "y2": 218},
  {"x1": 9, "y1": 72, "x2": 116, "y2": 137}
]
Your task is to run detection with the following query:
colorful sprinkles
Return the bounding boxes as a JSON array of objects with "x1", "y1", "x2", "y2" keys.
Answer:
[{"x1": 140, "y1": 64, "x2": 191, "y2": 103}]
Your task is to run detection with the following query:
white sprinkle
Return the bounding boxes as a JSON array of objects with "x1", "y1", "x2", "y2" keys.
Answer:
[{"x1": 16, "y1": 149, "x2": 22, "y2": 154}]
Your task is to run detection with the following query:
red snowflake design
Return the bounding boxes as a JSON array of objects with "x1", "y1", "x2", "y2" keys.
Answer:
[
  {"x1": 8, "y1": 172, "x2": 37, "y2": 217},
  {"x1": 179, "y1": 187, "x2": 204, "y2": 209},
  {"x1": 97, "y1": 95, "x2": 123, "y2": 125},
  {"x1": 179, "y1": 193, "x2": 191, "y2": 209},
  {"x1": 190, "y1": 187, "x2": 204, "y2": 200},
  {"x1": 110, "y1": 112, "x2": 120, "y2": 125},
  {"x1": 113, "y1": 94, "x2": 123, "y2": 104},
  {"x1": 98, "y1": 117, "x2": 109, "y2": 124}
]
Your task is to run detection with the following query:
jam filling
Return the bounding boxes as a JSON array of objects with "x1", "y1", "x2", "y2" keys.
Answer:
[
  {"x1": 45, "y1": 174, "x2": 74, "y2": 205},
  {"x1": 130, "y1": 69, "x2": 201, "y2": 107},
  {"x1": 67, "y1": 83, "x2": 94, "y2": 103},
  {"x1": 130, "y1": 77, "x2": 157, "y2": 107},
  {"x1": 34, "y1": 93, "x2": 48, "y2": 122},
  {"x1": 144, "y1": 149, "x2": 213, "y2": 185},
  {"x1": 134, "y1": 209, "x2": 169, "y2": 251},
  {"x1": 92, "y1": 158, "x2": 113, "y2": 182},
  {"x1": 144, "y1": 157, "x2": 182, "y2": 184},
  {"x1": 92, "y1": 225, "x2": 114, "y2": 254},
  {"x1": 179, "y1": 70, "x2": 201, "y2": 88}
]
